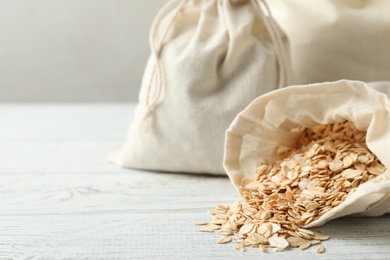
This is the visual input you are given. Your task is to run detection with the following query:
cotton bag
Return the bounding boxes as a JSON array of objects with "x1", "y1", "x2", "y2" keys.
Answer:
[
  {"x1": 268, "y1": 0, "x2": 390, "y2": 85},
  {"x1": 110, "y1": 0, "x2": 291, "y2": 174},
  {"x1": 224, "y1": 80, "x2": 390, "y2": 227}
]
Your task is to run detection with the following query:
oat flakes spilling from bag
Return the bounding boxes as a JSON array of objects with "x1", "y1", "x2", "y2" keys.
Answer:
[{"x1": 197, "y1": 121, "x2": 386, "y2": 252}]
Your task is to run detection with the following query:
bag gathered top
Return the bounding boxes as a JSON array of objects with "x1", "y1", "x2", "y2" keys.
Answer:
[{"x1": 110, "y1": 0, "x2": 292, "y2": 174}]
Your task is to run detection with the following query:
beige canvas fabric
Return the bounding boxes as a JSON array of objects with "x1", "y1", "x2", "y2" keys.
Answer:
[
  {"x1": 369, "y1": 81, "x2": 390, "y2": 97},
  {"x1": 110, "y1": 0, "x2": 291, "y2": 174},
  {"x1": 224, "y1": 80, "x2": 390, "y2": 227},
  {"x1": 268, "y1": 0, "x2": 390, "y2": 85}
]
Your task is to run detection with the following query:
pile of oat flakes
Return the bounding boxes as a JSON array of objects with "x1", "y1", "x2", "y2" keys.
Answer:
[{"x1": 196, "y1": 121, "x2": 386, "y2": 253}]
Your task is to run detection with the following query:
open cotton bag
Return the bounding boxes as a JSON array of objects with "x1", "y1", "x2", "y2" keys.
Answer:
[
  {"x1": 110, "y1": 0, "x2": 291, "y2": 174},
  {"x1": 268, "y1": 0, "x2": 390, "y2": 85},
  {"x1": 224, "y1": 80, "x2": 390, "y2": 227}
]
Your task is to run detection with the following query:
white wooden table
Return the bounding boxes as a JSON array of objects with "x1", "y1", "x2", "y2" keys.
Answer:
[{"x1": 1, "y1": 104, "x2": 390, "y2": 259}]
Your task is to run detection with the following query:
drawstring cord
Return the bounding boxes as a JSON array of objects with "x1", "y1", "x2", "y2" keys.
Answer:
[
  {"x1": 253, "y1": 0, "x2": 290, "y2": 89},
  {"x1": 141, "y1": 0, "x2": 187, "y2": 125}
]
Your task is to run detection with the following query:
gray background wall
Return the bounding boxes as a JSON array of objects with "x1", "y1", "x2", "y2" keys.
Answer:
[{"x1": 0, "y1": 0, "x2": 166, "y2": 102}]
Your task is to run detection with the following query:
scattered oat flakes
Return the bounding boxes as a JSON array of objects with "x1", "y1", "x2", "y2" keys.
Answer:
[
  {"x1": 197, "y1": 227, "x2": 213, "y2": 232},
  {"x1": 316, "y1": 246, "x2": 325, "y2": 253},
  {"x1": 259, "y1": 244, "x2": 268, "y2": 253},
  {"x1": 210, "y1": 219, "x2": 225, "y2": 225},
  {"x1": 218, "y1": 236, "x2": 232, "y2": 244},
  {"x1": 268, "y1": 237, "x2": 289, "y2": 249},
  {"x1": 342, "y1": 169, "x2": 362, "y2": 179},
  {"x1": 299, "y1": 241, "x2": 312, "y2": 251},
  {"x1": 238, "y1": 224, "x2": 254, "y2": 235},
  {"x1": 314, "y1": 234, "x2": 329, "y2": 241},
  {"x1": 252, "y1": 233, "x2": 268, "y2": 243},
  {"x1": 208, "y1": 209, "x2": 218, "y2": 215},
  {"x1": 208, "y1": 224, "x2": 221, "y2": 230},
  {"x1": 310, "y1": 240, "x2": 321, "y2": 245},
  {"x1": 287, "y1": 237, "x2": 306, "y2": 247},
  {"x1": 234, "y1": 244, "x2": 245, "y2": 252},
  {"x1": 218, "y1": 230, "x2": 233, "y2": 236},
  {"x1": 261, "y1": 211, "x2": 272, "y2": 220},
  {"x1": 195, "y1": 222, "x2": 208, "y2": 225}
]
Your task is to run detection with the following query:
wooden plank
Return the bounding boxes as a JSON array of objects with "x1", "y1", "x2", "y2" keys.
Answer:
[
  {"x1": 0, "y1": 104, "x2": 390, "y2": 259},
  {"x1": 0, "y1": 172, "x2": 236, "y2": 214},
  {"x1": 0, "y1": 171, "x2": 389, "y2": 259}
]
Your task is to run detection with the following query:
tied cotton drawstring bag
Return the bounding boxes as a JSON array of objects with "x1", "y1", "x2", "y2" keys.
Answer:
[
  {"x1": 267, "y1": 0, "x2": 390, "y2": 85},
  {"x1": 224, "y1": 80, "x2": 390, "y2": 227},
  {"x1": 110, "y1": 0, "x2": 291, "y2": 174}
]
